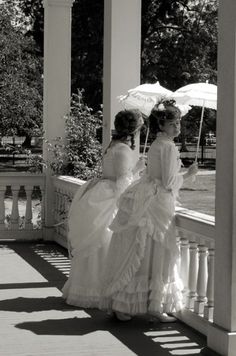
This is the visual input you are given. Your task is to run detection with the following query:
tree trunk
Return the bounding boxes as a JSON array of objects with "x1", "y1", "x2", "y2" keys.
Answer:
[{"x1": 22, "y1": 135, "x2": 32, "y2": 147}]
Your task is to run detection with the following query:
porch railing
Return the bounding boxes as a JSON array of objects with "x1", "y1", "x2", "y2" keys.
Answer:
[
  {"x1": 52, "y1": 175, "x2": 215, "y2": 336},
  {"x1": 0, "y1": 172, "x2": 45, "y2": 240},
  {"x1": 176, "y1": 209, "x2": 215, "y2": 335},
  {"x1": 0, "y1": 173, "x2": 215, "y2": 336},
  {"x1": 52, "y1": 175, "x2": 84, "y2": 248}
]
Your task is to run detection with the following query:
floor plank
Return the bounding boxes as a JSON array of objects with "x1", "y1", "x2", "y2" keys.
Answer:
[{"x1": 0, "y1": 241, "x2": 217, "y2": 356}]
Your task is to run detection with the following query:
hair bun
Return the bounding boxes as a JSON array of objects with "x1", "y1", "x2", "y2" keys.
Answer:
[
  {"x1": 114, "y1": 109, "x2": 142, "y2": 135},
  {"x1": 149, "y1": 99, "x2": 181, "y2": 136}
]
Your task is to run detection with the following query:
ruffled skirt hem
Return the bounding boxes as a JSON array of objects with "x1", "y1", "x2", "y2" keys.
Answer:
[
  {"x1": 62, "y1": 284, "x2": 102, "y2": 309},
  {"x1": 63, "y1": 295, "x2": 100, "y2": 309},
  {"x1": 100, "y1": 278, "x2": 183, "y2": 315}
]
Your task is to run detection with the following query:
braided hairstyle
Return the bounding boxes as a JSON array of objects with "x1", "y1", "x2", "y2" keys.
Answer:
[
  {"x1": 149, "y1": 100, "x2": 181, "y2": 137},
  {"x1": 113, "y1": 109, "x2": 143, "y2": 150}
]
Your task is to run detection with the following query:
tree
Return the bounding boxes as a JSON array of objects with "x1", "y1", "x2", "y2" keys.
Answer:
[
  {"x1": 17, "y1": 0, "x2": 104, "y2": 110},
  {"x1": 71, "y1": 0, "x2": 104, "y2": 110},
  {"x1": 141, "y1": 0, "x2": 217, "y2": 88},
  {"x1": 141, "y1": 0, "x2": 218, "y2": 149},
  {"x1": 18, "y1": 0, "x2": 218, "y2": 99},
  {"x1": 0, "y1": 2, "x2": 43, "y2": 146},
  {"x1": 17, "y1": 0, "x2": 218, "y2": 144}
]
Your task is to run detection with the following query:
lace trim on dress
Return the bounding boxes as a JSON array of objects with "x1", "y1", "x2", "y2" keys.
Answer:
[
  {"x1": 101, "y1": 225, "x2": 148, "y2": 298},
  {"x1": 101, "y1": 276, "x2": 184, "y2": 315},
  {"x1": 156, "y1": 131, "x2": 183, "y2": 172},
  {"x1": 156, "y1": 131, "x2": 174, "y2": 141},
  {"x1": 64, "y1": 295, "x2": 100, "y2": 309}
]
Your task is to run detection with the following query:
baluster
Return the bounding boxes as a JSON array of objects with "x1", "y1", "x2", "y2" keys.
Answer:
[
  {"x1": 204, "y1": 248, "x2": 215, "y2": 321},
  {"x1": 60, "y1": 192, "x2": 66, "y2": 235},
  {"x1": 62, "y1": 191, "x2": 70, "y2": 232},
  {"x1": 65, "y1": 190, "x2": 73, "y2": 232},
  {"x1": 57, "y1": 190, "x2": 62, "y2": 219},
  {"x1": 0, "y1": 186, "x2": 6, "y2": 231},
  {"x1": 176, "y1": 235, "x2": 181, "y2": 274},
  {"x1": 65, "y1": 190, "x2": 73, "y2": 258},
  {"x1": 54, "y1": 188, "x2": 59, "y2": 223},
  {"x1": 10, "y1": 185, "x2": 20, "y2": 229},
  {"x1": 25, "y1": 185, "x2": 33, "y2": 230},
  {"x1": 180, "y1": 237, "x2": 190, "y2": 301},
  {"x1": 57, "y1": 190, "x2": 63, "y2": 235},
  {"x1": 187, "y1": 241, "x2": 198, "y2": 309},
  {"x1": 40, "y1": 186, "x2": 45, "y2": 228},
  {"x1": 64, "y1": 191, "x2": 70, "y2": 218},
  {"x1": 194, "y1": 244, "x2": 208, "y2": 315}
]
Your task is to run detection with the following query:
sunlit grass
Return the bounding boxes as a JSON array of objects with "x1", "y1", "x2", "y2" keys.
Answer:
[{"x1": 179, "y1": 169, "x2": 215, "y2": 216}]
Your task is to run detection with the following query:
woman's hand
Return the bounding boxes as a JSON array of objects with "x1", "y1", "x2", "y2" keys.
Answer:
[
  {"x1": 133, "y1": 156, "x2": 146, "y2": 175},
  {"x1": 137, "y1": 156, "x2": 146, "y2": 171},
  {"x1": 183, "y1": 162, "x2": 198, "y2": 181},
  {"x1": 187, "y1": 162, "x2": 198, "y2": 177}
]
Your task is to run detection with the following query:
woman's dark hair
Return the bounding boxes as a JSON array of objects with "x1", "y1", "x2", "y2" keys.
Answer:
[
  {"x1": 149, "y1": 100, "x2": 181, "y2": 136},
  {"x1": 112, "y1": 109, "x2": 142, "y2": 150}
]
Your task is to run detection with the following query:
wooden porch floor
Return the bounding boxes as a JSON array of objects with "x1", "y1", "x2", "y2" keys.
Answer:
[{"x1": 0, "y1": 241, "x2": 218, "y2": 356}]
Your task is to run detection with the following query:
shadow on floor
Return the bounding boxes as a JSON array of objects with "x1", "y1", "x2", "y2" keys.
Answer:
[
  {"x1": 15, "y1": 312, "x2": 207, "y2": 356},
  {"x1": 0, "y1": 241, "x2": 213, "y2": 356},
  {"x1": 0, "y1": 296, "x2": 74, "y2": 312}
]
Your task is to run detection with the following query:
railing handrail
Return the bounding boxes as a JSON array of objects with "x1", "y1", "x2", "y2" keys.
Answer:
[
  {"x1": 0, "y1": 172, "x2": 45, "y2": 187},
  {"x1": 176, "y1": 207, "x2": 215, "y2": 245},
  {"x1": 52, "y1": 175, "x2": 85, "y2": 186},
  {"x1": 0, "y1": 172, "x2": 45, "y2": 177},
  {"x1": 54, "y1": 176, "x2": 216, "y2": 231}
]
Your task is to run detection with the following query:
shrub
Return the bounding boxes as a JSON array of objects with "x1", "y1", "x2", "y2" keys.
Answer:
[{"x1": 28, "y1": 90, "x2": 103, "y2": 180}]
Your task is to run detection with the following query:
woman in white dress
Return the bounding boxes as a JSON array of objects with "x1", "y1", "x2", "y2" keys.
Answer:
[
  {"x1": 62, "y1": 109, "x2": 145, "y2": 308},
  {"x1": 100, "y1": 100, "x2": 198, "y2": 322}
]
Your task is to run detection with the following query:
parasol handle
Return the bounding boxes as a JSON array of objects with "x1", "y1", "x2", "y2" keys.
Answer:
[
  {"x1": 142, "y1": 125, "x2": 150, "y2": 156},
  {"x1": 195, "y1": 101, "x2": 205, "y2": 163}
]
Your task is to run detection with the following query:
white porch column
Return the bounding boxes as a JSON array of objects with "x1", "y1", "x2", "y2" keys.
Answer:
[
  {"x1": 207, "y1": 0, "x2": 236, "y2": 354},
  {"x1": 43, "y1": 0, "x2": 74, "y2": 238},
  {"x1": 103, "y1": 0, "x2": 141, "y2": 151}
]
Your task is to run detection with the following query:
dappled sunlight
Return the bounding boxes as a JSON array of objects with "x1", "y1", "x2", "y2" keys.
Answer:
[
  {"x1": 162, "y1": 342, "x2": 199, "y2": 349},
  {"x1": 144, "y1": 328, "x2": 202, "y2": 355},
  {"x1": 0, "y1": 242, "x2": 208, "y2": 355},
  {"x1": 170, "y1": 350, "x2": 201, "y2": 355},
  {"x1": 32, "y1": 245, "x2": 71, "y2": 277}
]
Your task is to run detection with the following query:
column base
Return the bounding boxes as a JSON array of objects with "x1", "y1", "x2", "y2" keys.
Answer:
[
  {"x1": 204, "y1": 305, "x2": 214, "y2": 321},
  {"x1": 194, "y1": 300, "x2": 206, "y2": 314},
  {"x1": 187, "y1": 295, "x2": 197, "y2": 309},
  {"x1": 207, "y1": 322, "x2": 236, "y2": 356},
  {"x1": 201, "y1": 346, "x2": 222, "y2": 356}
]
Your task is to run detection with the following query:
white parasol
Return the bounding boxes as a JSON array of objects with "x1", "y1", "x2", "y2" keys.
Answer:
[
  {"x1": 172, "y1": 82, "x2": 217, "y2": 161},
  {"x1": 118, "y1": 81, "x2": 191, "y2": 154}
]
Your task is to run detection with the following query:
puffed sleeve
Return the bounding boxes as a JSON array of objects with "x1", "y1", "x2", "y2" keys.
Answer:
[
  {"x1": 160, "y1": 143, "x2": 183, "y2": 192},
  {"x1": 113, "y1": 144, "x2": 134, "y2": 196}
]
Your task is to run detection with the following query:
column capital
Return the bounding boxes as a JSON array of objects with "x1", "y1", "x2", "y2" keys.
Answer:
[{"x1": 43, "y1": 0, "x2": 74, "y2": 8}]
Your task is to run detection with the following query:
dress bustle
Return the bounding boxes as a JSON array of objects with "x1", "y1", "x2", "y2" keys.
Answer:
[
  {"x1": 62, "y1": 143, "x2": 135, "y2": 308},
  {"x1": 100, "y1": 133, "x2": 184, "y2": 315}
]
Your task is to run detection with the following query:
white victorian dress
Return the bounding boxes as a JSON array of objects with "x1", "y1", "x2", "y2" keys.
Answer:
[
  {"x1": 100, "y1": 132, "x2": 184, "y2": 315},
  {"x1": 62, "y1": 142, "x2": 136, "y2": 308}
]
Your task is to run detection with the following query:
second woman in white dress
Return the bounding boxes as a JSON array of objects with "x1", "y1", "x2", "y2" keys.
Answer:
[
  {"x1": 100, "y1": 101, "x2": 198, "y2": 321},
  {"x1": 62, "y1": 109, "x2": 145, "y2": 308}
]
